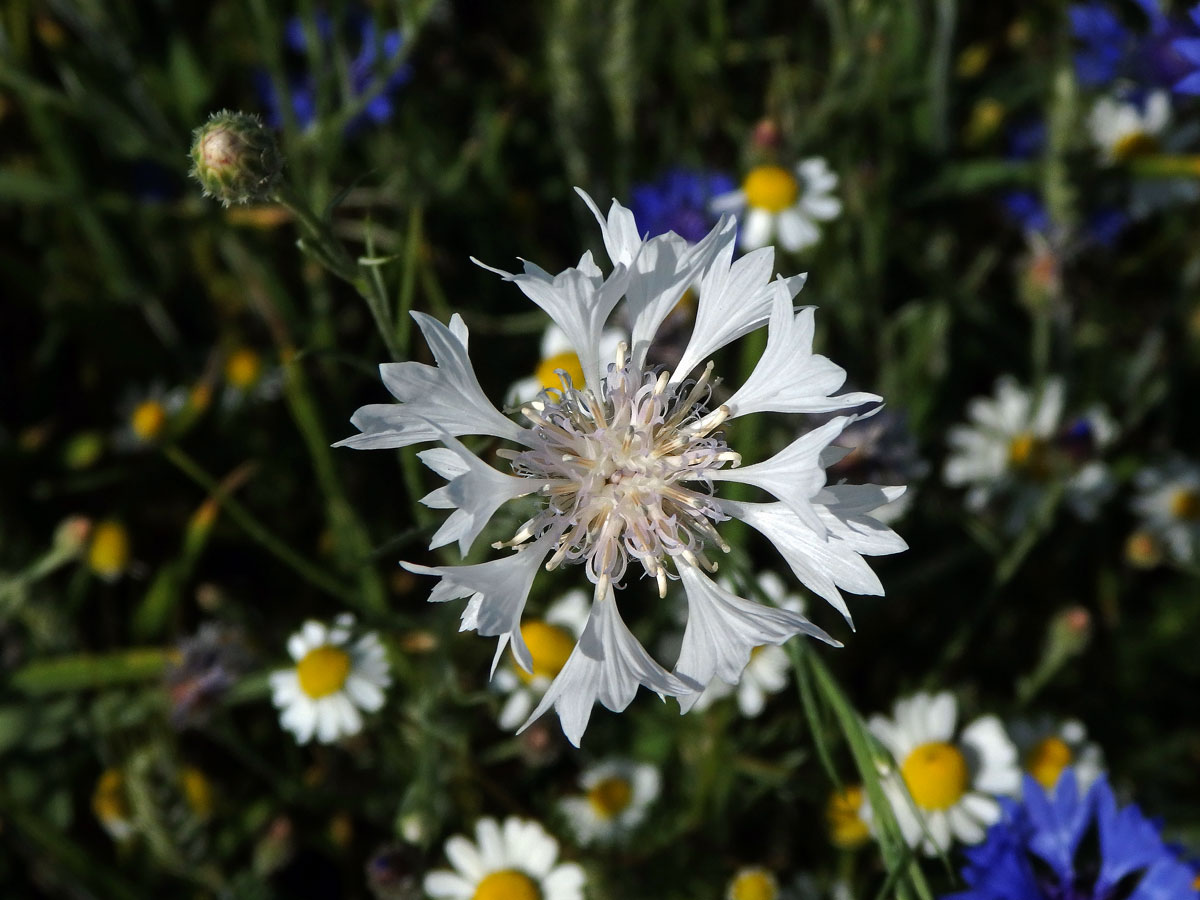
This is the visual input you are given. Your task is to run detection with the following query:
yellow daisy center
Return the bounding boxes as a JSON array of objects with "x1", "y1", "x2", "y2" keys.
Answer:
[
  {"x1": 901, "y1": 741, "x2": 969, "y2": 812},
  {"x1": 729, "y1": 868, "x2": 778, "y2": 900},
  {"x1": 181, "y1": 767, "x2": 214, "y2": 820},
  {"x1": 825, "y1": 784, "x2": 870, "y2": 848},
  {"x1": 473, "y1": 870, "x2": 541, "y2": 900},
  {"x1": 1007, "y1": 432, "x2": 1050, "y2": 479},
  {"x1": 742, "y1": 165, "x2": 799, "y2": 213},
  {"x1": 296, "y1": 645, "x2": 351, "y2": 699},
  {"x1": 225, "y1": 348, "x2": 263, "y2": 389},
  {"x1": 1112, "y1": 131, "x2": 1159, "y2": 162},
  {"x1": 189, "y1": 384, "x2": 213, "y2": 412},
  {"x1": 87, "y1": 520, "x2": 130, "y2": 579},
  {"x1": 516, "y1": 621, "x2": 575, "y2": 684},
  {"x1": 130, "y1": 400, "x2": 167, "y2": 441},
  {"x1": 1025, "y1": 736, "x2": 1072, "y2": 790},
  {"x1": 92, "y1": 769, "x2": 130, "y2": 825},
  {"x1": 1124, "y1": 530, "x2": 1162, "y2": 568},
  {"x1": 535, "y1": 350, "x2": 586, "y2": 391},
  {"x1": 1169, "y1": 487, "x2": 1200, "y2": 521},
  {"x1": 587, "y1": 775, "x2": 633, "y2": 820}
]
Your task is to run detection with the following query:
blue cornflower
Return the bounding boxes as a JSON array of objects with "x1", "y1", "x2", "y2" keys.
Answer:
[
  {"x1": 945, "y1": 771, "x2": 1198, "y2": 900},
  {"x1": 628, "y1": 169, "x2": 736, "y2": 243},
  {"x1": 1172, "y1": 7, "x2": 1200, "y2": 93},
  {"x1": 256, "y1": 13, "x2": 411, "y2": 134},
  {"x1": 1001, "y1": 191, "x2": 1051, "y2": 235},
  {"x1": 1071, "y1": 2, "x2": 1132, "y2": 87}
]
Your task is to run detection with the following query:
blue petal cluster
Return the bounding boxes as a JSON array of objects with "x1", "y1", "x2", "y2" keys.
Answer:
[
  {"x1": 1172, "y1": 7, "x2": 1200, "y2": 93},
  {"x1": 628, "y1": 169, "x2": 736, "y2": 243},
  {"x1": 256, "y1": 13, "x2": 411, "y2": 134},
  {"x1": 945, "y1": 771, "x2": 1197, "y2": 900},
  {"x1": 1071, "y1": 0, "x2": 1200, "y2": 92}
]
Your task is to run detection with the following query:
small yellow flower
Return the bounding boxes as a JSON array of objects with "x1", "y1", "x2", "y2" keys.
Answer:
[
  {"x1": 826, "y1": 784, "x2": 871, "y2": 848},
  {"x1": 225, "y1": 347, "x2": 264, "y2": 390},
  {"x1": 727, "y1": 867, "x2": 779, "y2": 900},
  {"x1": 87, "y1": 520, "x2": 131, "y2": 581},
  {"x1": 180, "y1": 766, "x2": 214, "y2": 821},
  {"x1": 92, "y1": 768, "x2": 135, "y2": 840}
]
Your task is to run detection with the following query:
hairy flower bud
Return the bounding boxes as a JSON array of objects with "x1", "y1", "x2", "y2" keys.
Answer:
[{"x1": 189, "y1": 110, "x2": 282, "y2": 206}]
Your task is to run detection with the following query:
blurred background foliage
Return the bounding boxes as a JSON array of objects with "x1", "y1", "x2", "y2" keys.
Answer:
[{"x1": 2, "y1": 0, "x2": 1199, "y2": 897}]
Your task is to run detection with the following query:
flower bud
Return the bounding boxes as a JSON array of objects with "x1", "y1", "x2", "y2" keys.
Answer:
[{"x1": 189, "y1": 111, "x2": 283, "y2": 207}]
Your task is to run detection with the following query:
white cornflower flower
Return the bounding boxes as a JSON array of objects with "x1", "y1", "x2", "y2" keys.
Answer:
[
  {"x1": 424, "y1": 816, "x2": 584, "y2": 900},
  {"x1": 558, "y1": 758, "x2": 660, "y2": 846},
  {"x1": 1007, "y1": 716, "x2": 1104, "y2": 792},
  {"x1": 506, "y1": 323, "x2": 626, "y2": 406},
  {"x1": 711, "y1": 158, "x2": 841, "y2": 252},
  {"x1": 492, "y1": 589, "x2": 591, "y2": 731},
  {"x1": 337, "y1": 189, "x2": 905, "y2": 745},
  {"x1": 689, "y1": 571, "x2": 801, "y2": 718},
  {"x1": 269, "y1": 615, "x2": 390, "y2": 744},
  {"x1": 1088, "y1": 90, "x2": 1170, "y2": 164},
  {"x1": 867, "y1": 691, "x2": 1020, "y2": 856},
  {"x1": 1131, "y1": 458, "x2": 1200, "y2": 564}
]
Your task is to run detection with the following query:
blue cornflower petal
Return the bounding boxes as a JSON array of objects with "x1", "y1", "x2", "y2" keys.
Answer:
[
  {"x1": 629, "y1": 169, "x2": 736, "y2": 242},
  {"x1": 1025, "y1": 772, "x2": 1091, "y2": 882},
  {"x1": 1001, "y1": 191, "x2": 1051, "y2": 234},
  {"x1": 1175, "y1": 69, "x2": 1200, "y2": 92}
]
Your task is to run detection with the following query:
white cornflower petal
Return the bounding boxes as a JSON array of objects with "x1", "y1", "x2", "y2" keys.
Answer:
[
  {"x1": 336, "y1": 313, "x2": 524, "y2": 449},
  {"x1": 472, "y1": 252, "x2": 632, "y2": 391},
  {"x1": 674, "y1": 563, "x2": 835, "y2": 712},
  {"x1": 403, "y1": 528, "x2": 562, "y2": 676},
  {"x1": 725, "y1": 285, "x2": 880, "y2": 418},
  {"x1": 710, "y1": 415, "x2": 852, "y2": 535},
  {"x1": 672, "y1": 243, "x2": 806, "y2": 381},
  {"x1": 520, "y1": 586, "x2": 696, "y2": 747},
  {"x1": 341, "y1": 189, "x2": 904, "y2": 743},
  {"x1": 417, "y1": 433, "x2": 544, "y2": 555},
  {"x1": 719, "y1": 496, "x2": 900, "y2": 625}
]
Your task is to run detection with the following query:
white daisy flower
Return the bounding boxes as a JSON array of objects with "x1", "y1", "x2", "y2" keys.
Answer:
[
  {"x1": 727, "y1": 867, "x2": 783, "y2": 900},
  {"x1": 113, "y1": 383, "x2": 186, "y2": 450},
  {"x1": 1007, "y1": 716, "x2": 1104, "y2": 792},
  {"x1": 711, "y1": 158, "x2": 842, "y2": 253},
  {"x1": 423, "y1": 816, "x2": 585, "y2": 900},
  {"x1": 493, "y1": 589, "x2": 591, "y2": 731},
  {"x1": 1131, "y1": 458, "x2": 1200, "y2": 564},
  {"x1": 558, "y1": 758, "x2": 660, "y2": 846},
  {"x1": 1088, "y1": 90, "x2": 1170, "y2": 165},
  {"x1": 506, "y1": 323, "x2": 626, "y2": 406},
  {"x1": 269, "y1": 615, "x2": 390, "y2": 744},
  {"x1": 944, "y1": 376, "x2": 1115, "y2": 531},
  {"x1": 689, "y1": 571, "x2": 801, "y2": 718},
  {"x1": 867, "y1": 690, "x2": 1020, "y2": 856},
  {"x1": 824, "y1": 784, "x2": 870, "y2": 849},
  {"x1": 337, "y1": 188, "x2": 906, "y2": 746}
]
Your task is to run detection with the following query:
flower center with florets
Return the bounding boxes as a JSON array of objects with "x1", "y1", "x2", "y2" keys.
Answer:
[{"x1": 502, "y1": 348, "x2": 739, "y2": 595}]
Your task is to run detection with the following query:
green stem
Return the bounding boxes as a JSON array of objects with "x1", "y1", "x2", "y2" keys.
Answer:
[{"x1": 163, "y1": 445, "x2": 357, "y2": 605}]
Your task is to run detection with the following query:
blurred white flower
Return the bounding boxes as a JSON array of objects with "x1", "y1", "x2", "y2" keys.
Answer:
[
  {"x1": 1088, "y1": 91, "x2": 1169, "y2": 164},
  {"x1": 1131, "y1": 458, "x2": 1200, "y2": 564},
  {"x1": 944, "y1": 376, "x2": 1115, "y2": 531},
  {"x1": 1007, "y1": 716, "x2": 1104, "y2": 792},
  {"x1": 867, "y1": 691, "x2": 1020, "y2": 856},
  {"x1": 689, "y1": 571, "x2": 801, "y2": 718},
  {"x1": 424, "y1": 816, "x2": 584, "y2": 900},
  {"x1": 506, "y1": 323, "x2": 625, "y2": 407},
  {"x1": 269, "y1": 615, "x2": 390, "y2": 744},
  {"x1": 711, "y1": 158, "x2": 842, "y2": 252},
  {"x1": 338, "y1": 189, "x2": 905, "y2": 745},
  {"x1": 558, "y1": 759, "x2": 660, "y2": 846}
]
